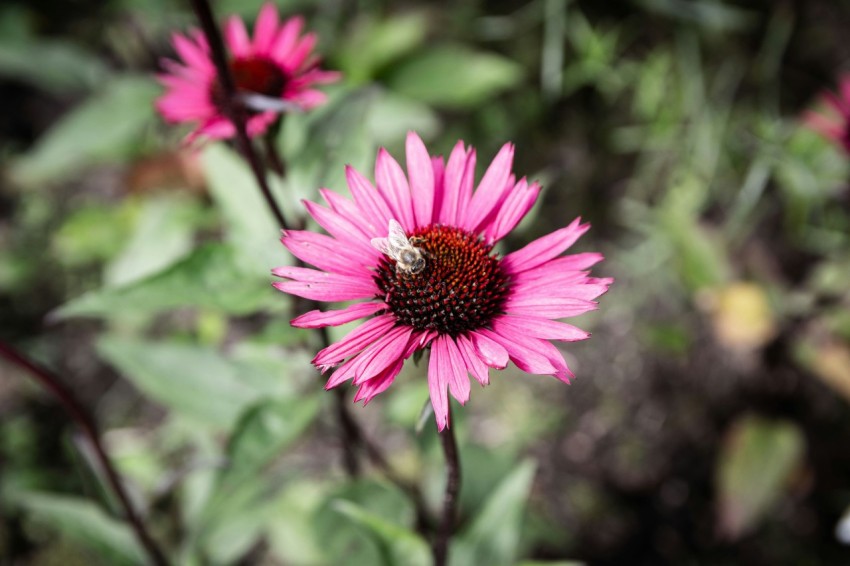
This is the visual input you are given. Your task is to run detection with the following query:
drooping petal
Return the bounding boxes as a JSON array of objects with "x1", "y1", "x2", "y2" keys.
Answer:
[
  {"x1": 441, "y1": 336, "x2": 471, "y2": 404},
  {"x1": 406, "y1": 132, "x2": 436, "y2": 228},
  {"x1": 428, "y1": 336, "x2": 452, "y2": 431},
  {"x1": 291, "y1": 301, "x2": 386, "y2": 329},
  {"x1": 354, "y1": 360, "x2": 404, "y2": 404},
  {"x1": 501, "y1": 218, "x2": 590, "y2": 274},
  {"x1": 457, "y1": 333, "x2": 489, "y2": 386},
  {"x1": 352, "y1": 326, "x2": 414, "y2": 384},
  {"x1": 478, "y1": 328, "x2": 557, "y2": 376},
  {"x1": 468, "y1": 331, "x2": 509, "y2": 369},
  {"x1": 313, "y1": 314, "x2": 396, "y2": 369}
]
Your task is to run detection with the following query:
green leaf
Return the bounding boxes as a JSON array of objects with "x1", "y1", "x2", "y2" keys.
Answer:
[
  {"x1": 716, "y1": 415, "x2": 805, "y2": 539},
  {"x1": 52, "y1": 202, "x2": 135, "y2": 267},
  {"x1": 313, "y1": 480, "x2": 415, "y2": 565},
  {"x1": 386, "y1": 44, "x2": 523, "y2": 109},
  {"x1": 104, "y1": 195, "x2": 202, "y2": 287},
  {"x1": 11, "y1": 75, "x2": 159, "y2": 185},
  {"x1": 201, "y1": 145, "x2": 282, "y2": 270},
  {"x1": 0, "y1": 39, "x2": 109, "y2": 93},
  {"x1": 96, "y1": 337, "x2": 270, "y2": 429},
  {"x1": 53, "y1": 243, "x2": 279, "y2": 320},
  {"x1": 217, "y1": 397, "x2": 320, "y2": 492},
  {"x1": 337, "y1": 12, "x2": 430, "y2": 83},
  {"x1": 332, "y1": 500, "x2": 431, "y2": 566},
  {"x1": 451, "y1": 459, "x2": 537, "y2": 566},
  {"x1": 12, "y1": 492, "x2": 146, "y2": 565},
  {"x1": 365, "y1": 90, "x2": 441, "y2": 146}
]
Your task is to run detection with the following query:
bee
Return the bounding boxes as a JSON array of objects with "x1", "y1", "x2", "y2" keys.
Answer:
[{"x1": 371, "y1": 219, "x2": 426, "y2": 275}]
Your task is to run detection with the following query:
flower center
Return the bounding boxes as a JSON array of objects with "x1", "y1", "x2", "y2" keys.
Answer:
[
  {"x1": 374, "y1": 225, "x2": 510, "y2": 337},
  {"x1": 210, "y1": 56, "x2": 287, "y2": 113}
]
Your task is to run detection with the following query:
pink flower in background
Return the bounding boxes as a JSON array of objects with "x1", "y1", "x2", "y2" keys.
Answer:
[
  {"x1": 803, "y1": 75, "x2": 850, "y2": 154},
  {"x1": 156, "y1": 2, "x2": 339, "y2": 142},
  {"x1": 274, "y1": 132, "x2": 611, "y2": 430}
]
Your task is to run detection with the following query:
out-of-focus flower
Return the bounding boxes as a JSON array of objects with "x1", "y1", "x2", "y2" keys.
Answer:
[
  {"x1": 156, "y1": 2, "x2": 339, "y2": 142},
  {"x1": 803, "y1": 75, "x2": 850, "y2": 154},
  {"x1": 273, "y1": 132, "x2": 611, "y2": 430}
]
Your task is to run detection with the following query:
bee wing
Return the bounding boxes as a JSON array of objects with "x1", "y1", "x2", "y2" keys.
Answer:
[
  {"x1": 370, "y1": 236, "x2": 393, "y2": 257},
  {"x1": 387, "y1": 219, "x2": 410, "y2": 250}
]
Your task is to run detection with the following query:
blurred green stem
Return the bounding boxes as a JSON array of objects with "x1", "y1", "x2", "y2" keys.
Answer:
[
  {"x1": 433, "y1": 405, "x2": 461, "y2": 566},
  {"x1": 0, "y1": 341, "x2": 170, "y2": 566}
]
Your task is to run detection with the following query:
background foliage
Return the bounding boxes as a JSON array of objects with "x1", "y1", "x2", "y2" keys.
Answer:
[{"x1": 2, "y1": 0, "x2": 850, "y2": 564}]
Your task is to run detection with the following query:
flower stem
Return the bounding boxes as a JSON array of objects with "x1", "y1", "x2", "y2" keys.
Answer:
[
  {"x1": 188, "y1": 0, "x2": 289, "y2": 230},
  {"x1": 433, "y1": 405, "x2": 461, "y2": 566},
  {"x1": 263, "y1": 128, "x2": 287, "y2": 178},
  {"x1": 0, "y1": 341, "x2": 170, "y2": 566}
]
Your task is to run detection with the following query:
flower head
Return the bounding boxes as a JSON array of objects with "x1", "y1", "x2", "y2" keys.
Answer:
[
  {"x1": 274, "y1": 133, "x2": 612, "y2": 430},
  {"x1": 803, "y1": 75, "x2": 850, "y2": 154},
  {"x1": 156, "y1": 2, "x2": 339, "y2": 142}
]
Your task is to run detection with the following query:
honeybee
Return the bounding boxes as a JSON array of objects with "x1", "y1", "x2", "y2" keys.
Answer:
[{"x1": 371, "y1": 219, "x2": 426, "y2": 275}]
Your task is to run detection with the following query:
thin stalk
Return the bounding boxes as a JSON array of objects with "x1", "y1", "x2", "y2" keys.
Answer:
[
  {"x1": 263, "y1": 130, "x2": 287, "y2": 178},
  {"x1": 0, "y1": 341, "x2": 170, "y2": 566},
  {"x1": 433, "y1": 406, "x2": 461, "y2": 566},
  {"x1": 188, "y1": 0, "x2": 288, "y2": 230}
]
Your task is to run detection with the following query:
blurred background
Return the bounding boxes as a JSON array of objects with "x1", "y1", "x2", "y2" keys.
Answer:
[{"x1": 2, "y1": 0, "x2": 850, "y2": 564}]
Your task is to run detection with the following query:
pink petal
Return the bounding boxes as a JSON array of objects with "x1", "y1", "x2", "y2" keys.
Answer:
[
  {"x1": 272, "y1": 266, "x2": 375, "y2": 301},
  {"x1": 406, "y1": 132, "x2": 435, "y2": 228},
  {"x1": 345, "y1": 166, "x2": 394, "y2": 234},
  {"x1": 302, "y1": 199, "x2": 379, "y2": 258},
  {"x1": 438, "y1": 141, "x2": 474, "y2": 225},
  {"x1": 501, "y1": 218, "x2": 590, "y2": 274},
  {"x1": 224, "y1": 16, "x2": 251, "y2": 58},
  {"x1": 456, "y1": 334, "x2": 489, "y2": 386},
  {"x1": 286, "y1": 33, "x2": 317, "y2": 72},
  {"x1": 483, "y1": 178, "x2": 541, "y2": 244},
  {"x1": 468, "y1": 331, "x2": 509, "y2": 369},
  {"x1": 428, "y1": 336, "x2": 452, "y2": 431},
  {"x1": 512, "y1": 279, "x2": 611, "y2": 301},
  {"x1": 172, "y1": 32, "x2": 213, "y2": 72},
  {"x1": 375, "y1": 148, "x2": 414, "y2": 230},
  {"x1": 354, "y1": 360, "x2": 404, "y2": 404},
  {"x1": 431, "y1": 155, "x2": 445, "y2": 222},
  {"x1": 320, "y1": 188, "x2": 377, "y2": 237},
  {"x1": 478, "y1": 328, "x2": 557, "y2": 376},
  {"x1": 442, "y1": 337, "x2": 471, "y2": 404},
  {"x1": 493, "y1": 314, "x2": 590, "y2": 342},
  {"x1": 253, "y1": 2, "x2": 279, "y2": 53},
  {"x1": 281, "y1": 229, "x2": 373, "y2": 276},
  {"x1": 504, "y1": 295, "x2": 598, "y2": 319},
  {"x1": 313, "y1": 314, "x2": 396, "y2": 369},
  {"x1": 352, "y1": 326, "x2": 413, "y2": 384},
  {"x1": 291, "y1": 301, "x2": 386, "y2": 329},
  {"x1": 271, "y1": 16, "x2": 304, "y2": 61},
  {"x1": 462, "y1": 142, "x2": 514, "y2": 232}
]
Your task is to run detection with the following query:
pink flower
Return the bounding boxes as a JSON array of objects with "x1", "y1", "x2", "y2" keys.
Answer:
[
  {"x1": 803, "y1": 75, "x2": 850, "y2": 154},
  {"x1": 156, "y1": 2, "x2": 339, "y2": 142},
  {"x1": 274, "y1": 133, "x2": 612, "y2": 430}
]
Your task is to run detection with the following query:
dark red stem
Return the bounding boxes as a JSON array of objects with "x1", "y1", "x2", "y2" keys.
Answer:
[
  {"x1": 0, "y1": 341, "x2": 170, "y2": 566},
  {"x1": 433, "y1": 406, "x2": 461, "y2": 566},
  {"x1": 188, "y1": 0, "x2": 289, "y2": 230}
]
